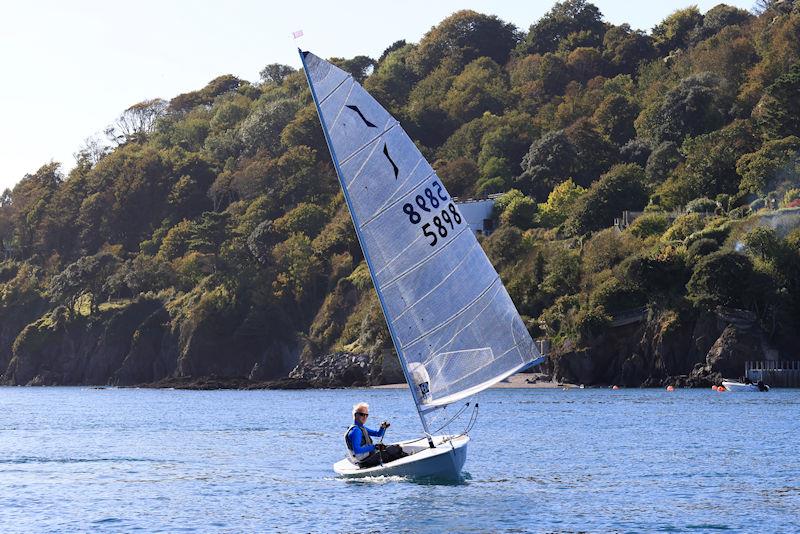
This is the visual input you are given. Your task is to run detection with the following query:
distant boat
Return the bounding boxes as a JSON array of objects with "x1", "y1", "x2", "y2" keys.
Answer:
[
  {"x1": 299, "y1": 50, "x2": 543, "y2": 479},
  {"x1": 721, "y1": 380, "x2": 769, "y2": 392}
]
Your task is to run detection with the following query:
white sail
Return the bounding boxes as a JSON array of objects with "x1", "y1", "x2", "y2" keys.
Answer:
[{"x1": 300, "y1": 51, "x2": 541, "y2": 413}]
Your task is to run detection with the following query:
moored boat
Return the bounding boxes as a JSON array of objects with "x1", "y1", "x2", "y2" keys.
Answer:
[{"x1": 721, "y1": 380, "x2": 769, "y2": 392}]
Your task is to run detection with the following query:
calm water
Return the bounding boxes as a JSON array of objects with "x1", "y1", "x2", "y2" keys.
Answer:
[{"x1": 0, "y1": 386, "x2": 798, "y2": 533}]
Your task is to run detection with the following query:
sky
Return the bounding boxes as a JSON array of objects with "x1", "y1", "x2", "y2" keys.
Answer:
[{"x1": 0, "y1": 0, "x2": 755, "y2": 191}]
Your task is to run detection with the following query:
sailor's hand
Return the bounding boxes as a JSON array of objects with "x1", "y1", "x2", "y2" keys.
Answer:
[
  {"x1": 375, "y1": 443, "x2": 387, "y2": 451},
  {"x1": 380, "y1": 420, "x2": 390, "y2": 429}
]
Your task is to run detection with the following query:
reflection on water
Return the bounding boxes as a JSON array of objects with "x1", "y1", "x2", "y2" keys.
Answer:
[{"x1": 0, "y1": 387, "x2": 798, "y2": 532}]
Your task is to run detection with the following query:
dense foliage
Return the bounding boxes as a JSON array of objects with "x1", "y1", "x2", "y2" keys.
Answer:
[{"x1": 2, "y1": 1, "x2": 800, "y2": 383}]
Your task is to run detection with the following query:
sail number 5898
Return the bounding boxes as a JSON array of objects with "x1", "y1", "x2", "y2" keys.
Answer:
[{"x1": 402, "y1": 182, "x2": 463, "y2": 247}]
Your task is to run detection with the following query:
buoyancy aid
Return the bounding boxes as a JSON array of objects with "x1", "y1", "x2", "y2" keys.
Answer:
[{"x1": 344, "y1": 424, "x2": 373, "y2": 463}]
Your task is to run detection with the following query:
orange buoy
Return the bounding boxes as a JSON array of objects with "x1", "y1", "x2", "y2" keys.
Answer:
[
  {"x1": 717, "y1": 385, "x2": 726, "y2": 392},
  {"x1": 612, "y1": 385, "x2": 620, "y2": 390},
  {"x1": 666, "y1": 385, "x2": 675, "y2": 392}
]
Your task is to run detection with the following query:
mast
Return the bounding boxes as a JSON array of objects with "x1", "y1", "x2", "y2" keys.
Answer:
[{"x1": 299, "y1": 49, "x2": 435, "y2": 447}]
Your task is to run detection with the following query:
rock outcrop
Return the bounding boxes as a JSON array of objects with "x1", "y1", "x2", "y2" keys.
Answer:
[{"x1": 550, "y1": 306, "x2": 780, "y2": 388}]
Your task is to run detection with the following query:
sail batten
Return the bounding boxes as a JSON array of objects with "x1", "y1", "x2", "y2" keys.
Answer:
[{"x1": 301, "y1": 50, "x2": 541, "y2": 420}]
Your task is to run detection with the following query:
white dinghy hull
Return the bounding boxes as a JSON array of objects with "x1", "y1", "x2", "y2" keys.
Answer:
[
  {"x1": 333, "y1": 434, "x2": 469, "y2": 480},
  {"x1": 721, "y1": 380, "x2": 769, "y2": 392}
]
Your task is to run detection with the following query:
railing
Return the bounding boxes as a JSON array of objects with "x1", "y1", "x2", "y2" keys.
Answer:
[
  {"x1": 609, "y1": 306, "x2": 648, "y2": 327},
  {"x1": 746, "y1": 361, "x2": 800, "y2": 388}
]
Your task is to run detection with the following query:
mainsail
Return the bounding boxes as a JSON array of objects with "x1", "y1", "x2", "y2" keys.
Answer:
[{"x1": 300, "y1": 51, "x2": 542, "y2": 427}]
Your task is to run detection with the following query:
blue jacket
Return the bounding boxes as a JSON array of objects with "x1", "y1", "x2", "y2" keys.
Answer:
[{"x1": 347, "y1": 420, "x2": 385, "y2": 455}]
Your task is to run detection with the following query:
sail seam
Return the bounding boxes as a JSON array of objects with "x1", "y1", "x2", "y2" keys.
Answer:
[
  {"x1": 329, "y1": 81, "x2": 357, "y2": 135},
  {"x1": 428, "y1": 278, "x2": 503, "y2": 356},
  {"x1": 346, "y1": 122, "x2": 387, "y2": 190},
  {"x1": 399, "y1": 274, "x2": 501, "y2": 350},
  {"x1": 379, "y1": 224, "x2": 471, "y2": 288},
  {"x1": 360, "y1": 166, "x2": 434, "y2": 230},
  {"x1": 318, "y1": 75, "x2": 352, "y2": 105},
  {"x1": 339, "y1": 121, "x2": 399, "y2": 166},
  {"x1": 393, "y1": 239, "x2": 481, "y2": 321}
]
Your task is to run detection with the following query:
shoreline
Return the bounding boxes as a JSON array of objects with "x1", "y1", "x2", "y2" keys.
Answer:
[{"x1": 372, "y1": 373, "x2": 576, "y2": 390}]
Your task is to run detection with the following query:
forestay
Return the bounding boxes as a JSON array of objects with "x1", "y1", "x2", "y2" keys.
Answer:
[{"x1": 301, "y1": 51, "x2": 541, "y2": 415}]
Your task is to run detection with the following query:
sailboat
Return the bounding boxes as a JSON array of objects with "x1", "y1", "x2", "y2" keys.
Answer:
[{"x1": 299, "y1": 50, "x2": 544, "y2": 479}]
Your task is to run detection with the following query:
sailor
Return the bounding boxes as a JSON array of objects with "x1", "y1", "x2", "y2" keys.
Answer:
[{"x1": 345, "y1": 402, "x2": 406, "y2": 468}]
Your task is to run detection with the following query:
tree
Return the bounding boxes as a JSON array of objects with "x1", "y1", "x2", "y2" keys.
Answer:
[
  {"x1": 537, "y1": 179, "x2": 586, "y2": 227},
  {"x1": 516, "y1": 130, "x2": 577, "y2": 199},
  {"x1": 593, "y1": 94, "x2": 639, "y2": 146},
  {"x1": 652, "y1": 7, "x2": 703, "y2": 53},
  {"x1": 331, "y1": 56, "x2": 376, "y2": 84},
  {"x1": 434, "y1": 158, "x2": 479, "y2": 197},
  {"x1": 238, "y1": 98, "x2": 301, "y2": 156},
  {"x1": 409, "y1": 10, "x2": 519, "y2": 76},
  {"x1": 693, "y1": 4, "x2": 751, "y2": 42},
  {"x1": 106, "y1": 99, "x2": 167, "y2": 144},
  {"x1": 259, "y1": 63, "x2": 294, "y2": 85},
  {"x1": 273, "y1": 203, "x2": 328, "y2": 238},
  {"x1": 657, "y1": 120, "x2": 758, "y2": 207},
  {"x1": 517, "y1": 0, "x2": 605, "y2": 55},
  {"x1": 500, "y1": 195, "x2": 537, "y2": 229},
  {"x1": 566, "y1": 47, "x2": 606, "y2": 83},
  {"x1": 736, "y1": 136, "x2": 800, "y2": 196},
  {"x1": 48, "y1": 252, "x2": 119, "y2": 315},
  {"x1": 602, "y1": 24, "x2": 654, "y2": 74},
  {"x1": 686, "y1": 250, "x2": 756, "y2": 310},
  {"x1": 364, "y1": 44, "x2": 418, "y2": 113},
  {"x1": 442, "y1": 58, "x2": 510, "y2": 124},
  {"x1": 755, "y1": 62, "x2": 800, "y2": 139},
  {"x1": 482, "y1": 225, "x2": 524, "y2": 267},
  {"x1": 636, "y1": 73, "x2": 730, "y2": 145},
  {"x1": 567, "y1": 163, "x2": 648, "y2": 234}
]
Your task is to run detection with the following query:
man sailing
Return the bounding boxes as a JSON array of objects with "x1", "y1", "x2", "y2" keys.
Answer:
[{"x1": 345, "y1": 402, "x2": 406, "y2": 468}]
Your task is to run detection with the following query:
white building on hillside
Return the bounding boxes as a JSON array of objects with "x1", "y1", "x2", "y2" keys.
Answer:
[{"x1": 455, "y1": 194, "x2": 500, "y2": 236}]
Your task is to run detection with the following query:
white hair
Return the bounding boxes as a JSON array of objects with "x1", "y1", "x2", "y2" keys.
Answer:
[{"x1": 352, "y1": 402, "x2": 369, "y2": 417}]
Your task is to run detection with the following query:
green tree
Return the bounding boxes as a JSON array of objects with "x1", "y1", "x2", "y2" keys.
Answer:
[
  {"x1": 686, "y1": 250, "x2": 756, "y2": 310},
  {"x1": 736, "y1": 136, "x2": 800, "y2": 195},
  {"x1": 517, "y1": 0, "x2": 605, "y2": 55},
  {"x1": 442, "y1": 58, "x2": 510, "y2": 124},
  {"x1": 409, "y1": 10, "x2": 519, "y2": 76},
  {"x1": 657, "y1": 120, "x2": 758, "y2": 207},
  {"x1": 755, "y1": 62, "x2": 800, "y2": 139},
  {"x1": 537, "y1": 179, "x2": 586, "y2": 227},
  {"x1": 567, "y1": 163, "x2": 648, "y2": 234},
  {"x1": 273, "y1": 203, "x2": 328, "y2": 238},
  {"x1": 593, "y1": 94, "x2": 639, "y2": 145},
  {"x1": 259, "y1": 63, "x2": 294, "y2": 85},
  {"x1": 636, "y1": 73, "x2": 730, "y2": 145},
  {"x1": 652, "y1": 6, "x2": 704, "y2": 53}
]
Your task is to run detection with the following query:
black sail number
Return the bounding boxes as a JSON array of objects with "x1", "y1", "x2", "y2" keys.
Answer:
[{"x1": 402, "y1": 182, "x2": 463, "y2": 247}]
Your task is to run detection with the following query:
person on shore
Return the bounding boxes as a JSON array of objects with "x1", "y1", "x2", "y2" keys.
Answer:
[{"x1": 345, "y1": 402, "x2": 406, "y2": 468}]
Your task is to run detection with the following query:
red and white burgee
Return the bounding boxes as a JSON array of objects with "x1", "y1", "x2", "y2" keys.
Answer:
[{"x1": 292, "y1": 30, "x2": 304, "y2": 39}]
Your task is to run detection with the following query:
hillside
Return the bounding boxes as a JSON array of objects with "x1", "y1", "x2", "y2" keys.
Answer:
[{"x1": 1, "y1": 0, "x2": 799, "y2": 387}]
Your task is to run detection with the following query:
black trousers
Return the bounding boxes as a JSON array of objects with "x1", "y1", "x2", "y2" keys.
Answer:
[{"x1": 358, "y1": 445, "x2": 406, "y2": 468}]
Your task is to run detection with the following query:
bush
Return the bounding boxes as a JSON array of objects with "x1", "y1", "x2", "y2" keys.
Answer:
[
  {"x1": 627, "y1": 213, "x2": 670, "y2": 239},
  {"x1": 576, "y1": 305, "x2": 611, "y2": 342},
  {"x1": 590, "y1": 277, "x2": 646, "y2": 311},
  {"x1": 567, "y1": 164, "x2": 648, "y2": 235},
  {"x1": 482, "y1": 226, "x2": 524, "y2": 267},
  {"x1": 686, "y1": 250, "x2": 755, "y2": 310},
  {"x1": 500, "y1": 196, "x2": 537, "y2": 229},
  {"x1": 685, "y1": 197, "x2": 718, "y2": 214},
  {"x1": 663, "y1": 213, "x2": 704, "y2": 242},
  {"x1": 583, "y1": 228, "x2": 639, "y2": 273},
  {"x1": 686, "y1": 238, "x2": 719, "y2": 261}
]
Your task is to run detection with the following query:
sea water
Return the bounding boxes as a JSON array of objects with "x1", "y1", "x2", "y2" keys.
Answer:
[{"x1": 0, "y1": 386, "x2": 798, "y2": 533}]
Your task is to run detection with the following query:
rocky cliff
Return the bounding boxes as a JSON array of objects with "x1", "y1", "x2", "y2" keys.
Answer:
[{"x1": 550, "y1": 306, "x2": 787, "y2": 387}]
